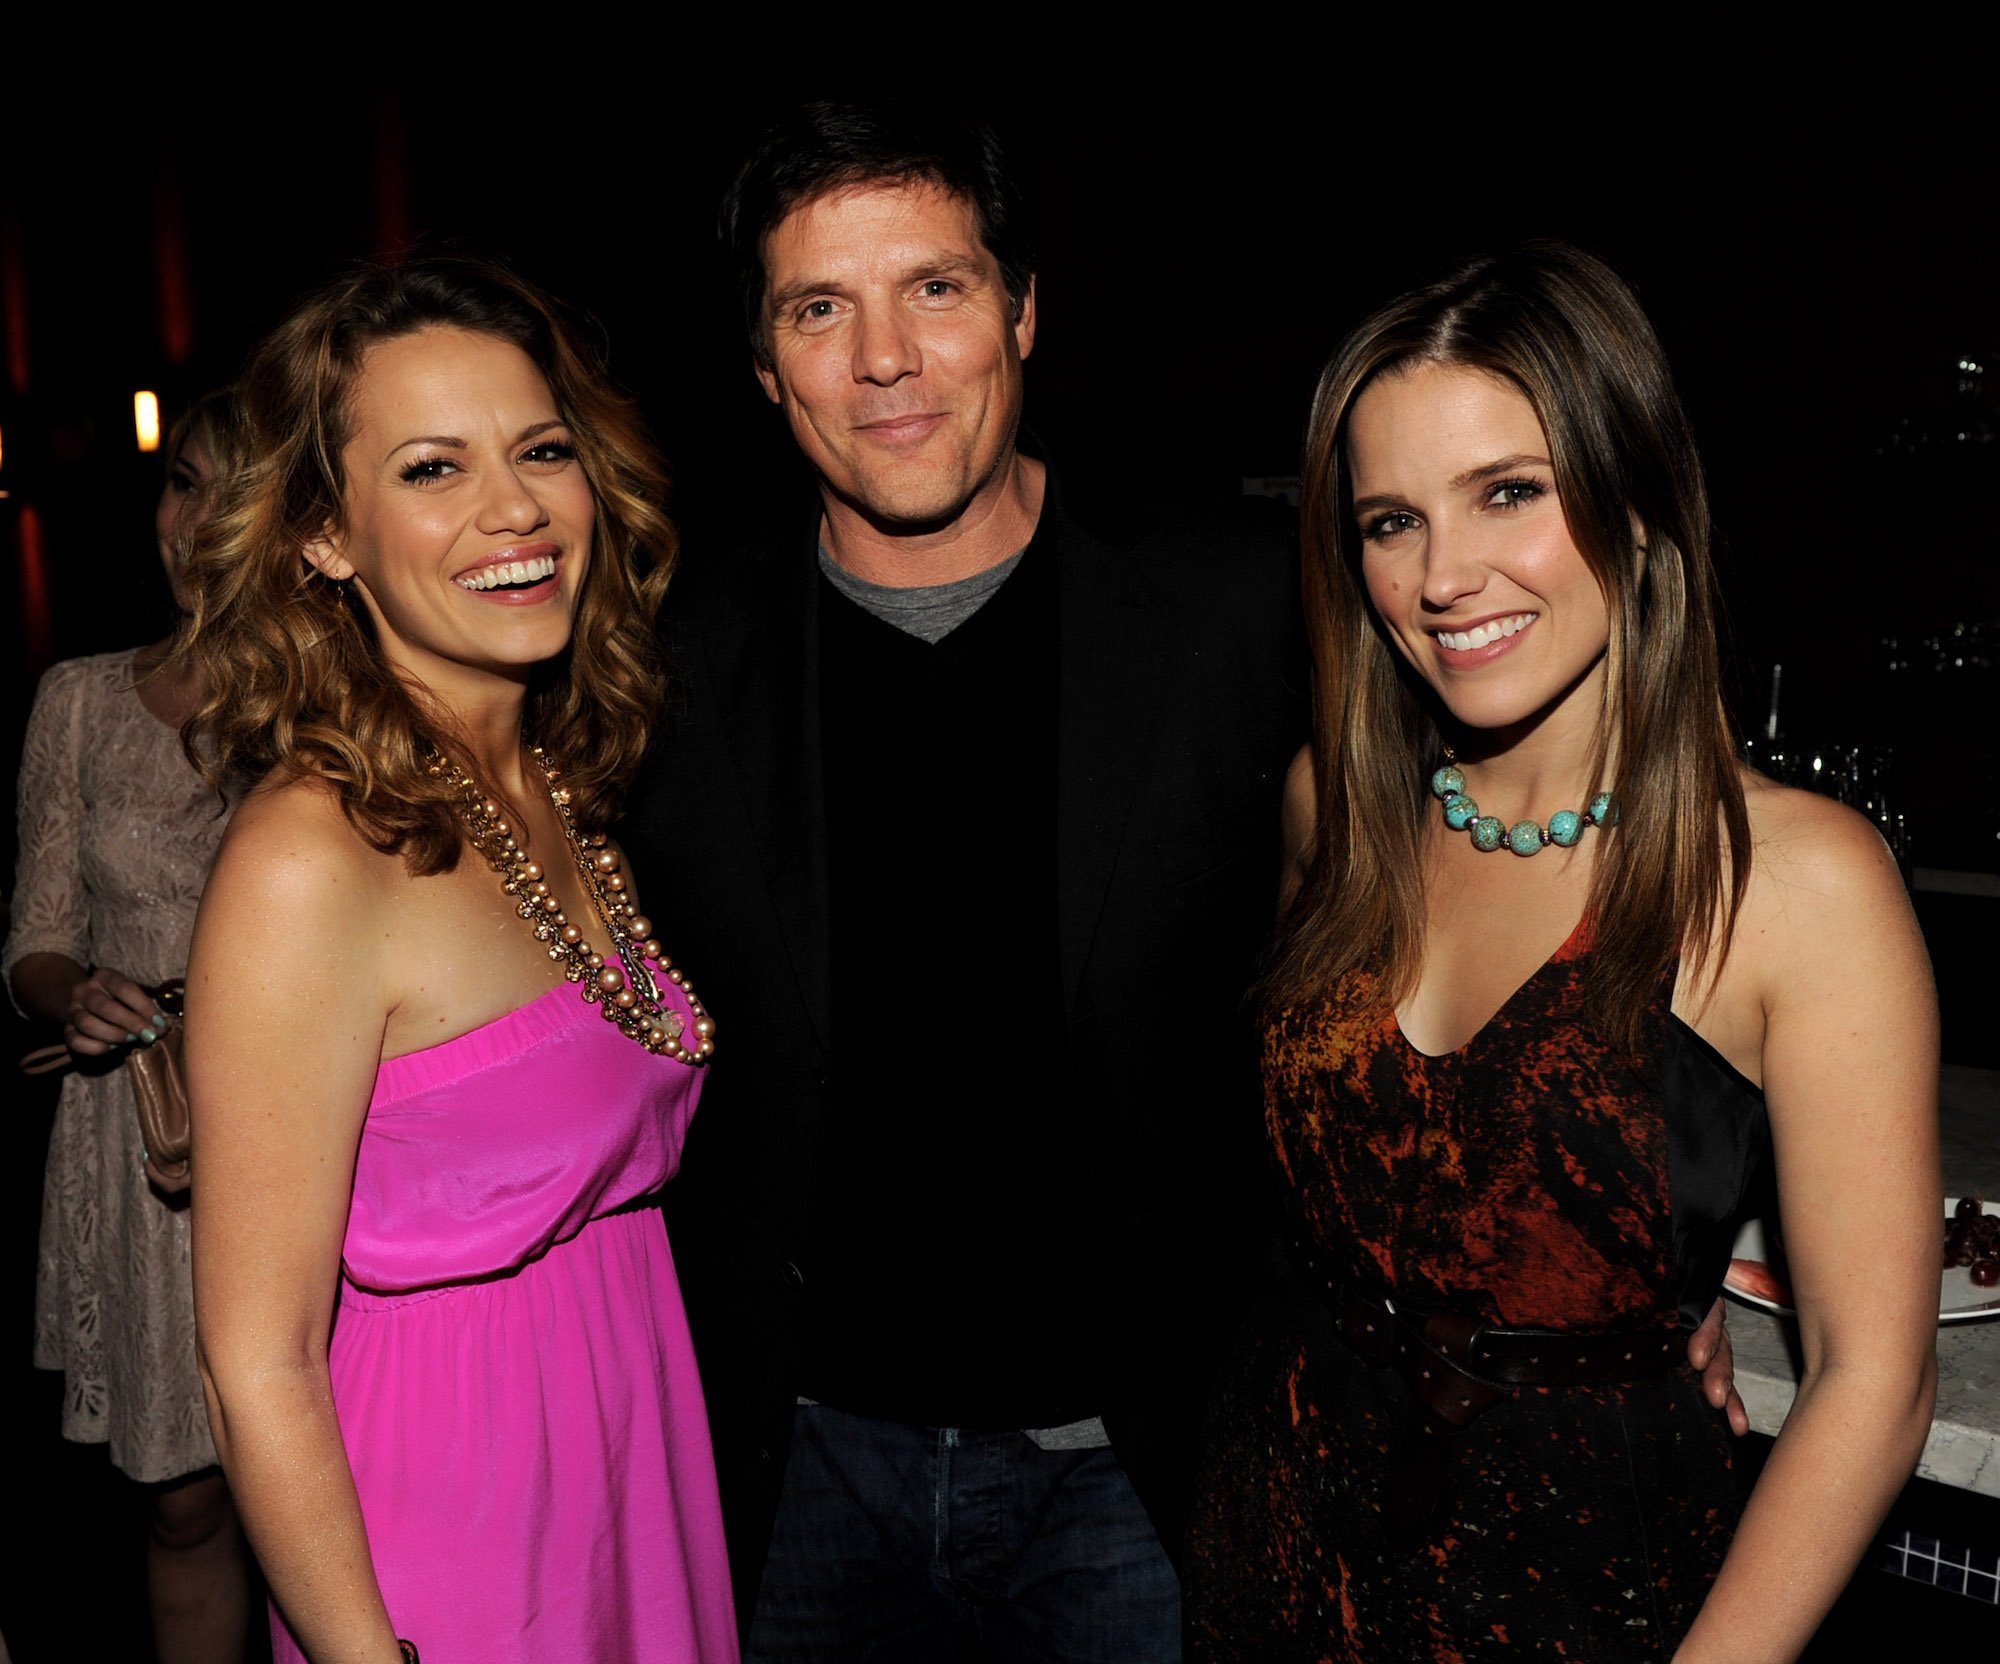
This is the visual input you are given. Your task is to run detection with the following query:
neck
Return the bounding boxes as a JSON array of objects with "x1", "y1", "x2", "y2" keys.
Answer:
[
  {"x1": 438, "y1": 681, "x2": 534, "y2": 799},
  {"x1": 134, "y1": 633, "x2": 206, "y2": 725},
  {"x1": 1444, "y1": 673, "x2": 1613, "y2": 822},
  {"x1": 819, "y1": 451, "x2": 1045, "y2": 588}
]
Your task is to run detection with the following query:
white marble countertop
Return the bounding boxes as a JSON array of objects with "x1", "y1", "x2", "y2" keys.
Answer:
[{"x1": 1729, "y1": 1065, "x2": 2000, "y2": 1497}]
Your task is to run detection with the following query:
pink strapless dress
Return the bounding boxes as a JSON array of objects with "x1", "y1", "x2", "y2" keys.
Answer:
[{"x1": 271, "y1": 978, "x2": 738, "y2": 1663}]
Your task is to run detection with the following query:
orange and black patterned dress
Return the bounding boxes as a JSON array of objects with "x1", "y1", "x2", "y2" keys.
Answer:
[{"x1": 1185, "y1": 921, "x2": 1768, "y2": 1661}]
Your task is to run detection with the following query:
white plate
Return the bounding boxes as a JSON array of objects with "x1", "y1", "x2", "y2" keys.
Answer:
[{"x1": 1723, "y1": 1198, "x2": 2000, "y2": 1325}]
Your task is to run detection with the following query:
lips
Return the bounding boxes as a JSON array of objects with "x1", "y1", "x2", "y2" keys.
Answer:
[
  {"x1": 458, "y1": 553, "x2": 557, "y2": 592},
  {"x1": 455, "y1": 543, "x2": 560, "y2": 594},
  {"x1": 854, "y1": 412, "x2": 944, "y2": 443},
  {"x1": 1430, "y1": 612, "x2": 1537, "y2": 654}
]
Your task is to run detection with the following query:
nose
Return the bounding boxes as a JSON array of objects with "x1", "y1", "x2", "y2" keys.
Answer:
[
  {"x1": 850, "y1": 300, "x2": 919, "y2": 387},
  {"x1": 478, "y1": 464, "x2": 550, "y2": 537},
  {"x1": 1419, "y1": 521, "x2": 1488, "y2": 612}
]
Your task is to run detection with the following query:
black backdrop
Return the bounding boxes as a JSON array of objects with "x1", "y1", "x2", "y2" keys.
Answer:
[
  {"x1": 1, "y1": 32, "x2": 1998, "y2": 1656},
  {"x1": 2, "y1": 38, "x2": 1995, "y2": 862}
]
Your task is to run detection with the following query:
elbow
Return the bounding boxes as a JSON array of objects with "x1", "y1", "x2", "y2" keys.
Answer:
[
  {"x1": 195, "y1": 1352, "x2": 234, "y2": 1467},
  {"x1": 194, "y1": 1327, "x2": 332, "y2": 1471},
  {"x1": 1799, "y1": 1341, "x2": 1938, "y2": 1477},
  {"x1": 1901, "y1": 1349, "x2": 1940, "y2": 1467}
]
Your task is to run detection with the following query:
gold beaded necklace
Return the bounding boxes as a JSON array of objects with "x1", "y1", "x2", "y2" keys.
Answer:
[{"x1": 431, "y1": 746, "x2": 715, "y2": 1065}]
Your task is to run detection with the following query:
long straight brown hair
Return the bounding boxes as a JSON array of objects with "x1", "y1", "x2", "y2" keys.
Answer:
[{"x1": 1262, "y1": 243, "x2": 1749, "y2": 1051}]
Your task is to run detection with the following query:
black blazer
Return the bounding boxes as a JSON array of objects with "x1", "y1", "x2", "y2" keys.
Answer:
[{"x1": 622, "y1": 448, "x2": 1307, "y2": 1626}]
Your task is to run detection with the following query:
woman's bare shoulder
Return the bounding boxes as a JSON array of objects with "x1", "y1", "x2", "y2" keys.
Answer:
[
  {"x1": 1739, "y1": 771, "x2": 1903, "y2": 897},
  {"x1": 1732, "y1": 769, "x2": 1916, "y2": 966},
  {"x1": 210, "y1": 773, "x2": 393, "y2": 917}
]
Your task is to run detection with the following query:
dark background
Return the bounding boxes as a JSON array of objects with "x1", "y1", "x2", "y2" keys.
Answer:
[
  {"x1": 2, "y1": 35, "x2": 1997, "y2": 1656},
  {"x1": 3, "y1": 42, "x2": 1996, "y2": 798}
]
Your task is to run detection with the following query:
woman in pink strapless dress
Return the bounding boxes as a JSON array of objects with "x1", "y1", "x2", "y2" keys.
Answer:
[
  {"x1": 181, "y1": 257, "x2": 736, "y2": 1663},
  {"x1": 303, "y1": 974, "x2": 733, "y2": 1662}
]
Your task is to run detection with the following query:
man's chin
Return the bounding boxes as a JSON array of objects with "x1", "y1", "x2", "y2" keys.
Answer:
[{"x1": 834, "y1": 477, "x2": 980, "y2": 538}]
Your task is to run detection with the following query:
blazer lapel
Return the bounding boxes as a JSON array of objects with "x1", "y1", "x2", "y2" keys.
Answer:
[{"x1": 687, "y1": 518, "x2": 834, "y2": 1061}]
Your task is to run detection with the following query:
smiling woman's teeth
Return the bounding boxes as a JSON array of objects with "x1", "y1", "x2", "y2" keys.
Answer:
[
  {"x1": 1435, "y1": 613, "x2": 1535, "y2": 651},
  {"x1": 458, "y1": 554, "x2": 556, "y2": 591}
]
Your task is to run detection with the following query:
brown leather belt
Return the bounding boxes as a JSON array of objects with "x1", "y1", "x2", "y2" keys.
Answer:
[{"x1": 1283, "y1": 1233, "x2": 1689, "y2": 1547}]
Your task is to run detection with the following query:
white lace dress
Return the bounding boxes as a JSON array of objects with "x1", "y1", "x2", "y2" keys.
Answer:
[{"x1": 5, "y1": 651, "x2": 228, "y2": 1481}]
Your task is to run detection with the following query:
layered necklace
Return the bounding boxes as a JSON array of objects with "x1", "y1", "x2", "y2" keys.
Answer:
[
  {"x1": 1429, "y1": 749, "x2": 1616, "y2": 857},
  {"x1": 434, "y1": 746, "x2": 714, "y2": 1064}
]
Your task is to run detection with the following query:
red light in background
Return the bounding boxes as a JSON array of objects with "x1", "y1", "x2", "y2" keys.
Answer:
[
  {"x1": 19, "y1": 503, "x2": 54, "y2": 677},
  {"x1": 2, "y1": 213, "x2": 29, "y2": 396},
  {"x1": 153, "y1": 164, "x2": 195, "y2": 366},
  {"x1": 372, "y1": 91, "x2": 412, "y2": 258}
]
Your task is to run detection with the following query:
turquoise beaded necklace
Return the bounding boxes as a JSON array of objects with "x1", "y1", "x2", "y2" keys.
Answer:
[{"x1": 1429, "y1": 755, "x2": 1616, "y2": 856}]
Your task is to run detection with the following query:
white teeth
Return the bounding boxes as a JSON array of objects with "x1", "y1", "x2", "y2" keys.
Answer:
[
  {"x1": 457, "y1": 554, "x2": 556, "y2": 591},
  {"x1": 1434, "y1": 613, "x2": 1534, "y2": 652}
]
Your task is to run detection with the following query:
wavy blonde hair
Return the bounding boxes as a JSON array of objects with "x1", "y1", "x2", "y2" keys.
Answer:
[
  {"x1": 1264, "y1": 243, "x2": 1749, "y2": 1052},
  {"x1": 178, "y1": 255, "x2": 675, "y2": 874}
]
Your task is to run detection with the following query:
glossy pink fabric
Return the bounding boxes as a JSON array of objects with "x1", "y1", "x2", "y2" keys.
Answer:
[{"x1": 271, "y1": 979, "x2": 737, "y2": 1663}]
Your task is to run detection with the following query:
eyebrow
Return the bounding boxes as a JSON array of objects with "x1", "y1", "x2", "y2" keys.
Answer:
[
  {"x1": 1450, "y1": 452, "x2": 1552, "y2": 490},
  {"x1": 1350, "y1": 453, "x2": 1554, "y2": 520},
  {"x1": 381, "y1": 419, "x2": 567, "y2": 466},
  {"x1": 766, "y1": 252, "x2": 989, "y2": 319}
]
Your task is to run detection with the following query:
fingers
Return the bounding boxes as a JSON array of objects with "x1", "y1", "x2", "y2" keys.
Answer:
[
  {"x1": 1694, "y1": 1299, "x2": 1739, "y2": 1431},
  {"x1": 66, "y1": 968, "x2": 172, "y2": 1053},
  {"x1": 1687, "y1": 1293, "x2": 1726, "y2": 1369},
  {"x1": 1726, "y1": 1387, "x2": 1750, "y2": 1438}
]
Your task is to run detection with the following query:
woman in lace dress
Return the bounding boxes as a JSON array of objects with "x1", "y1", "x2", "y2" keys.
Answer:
[{"x1": 6, "y1": 393, "x2": 253, "y2": 1662}]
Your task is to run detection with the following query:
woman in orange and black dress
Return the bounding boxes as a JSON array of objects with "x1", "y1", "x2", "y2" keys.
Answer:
[{"x1": 1184, "y1": 245, "x2": 1939, "y2": 1661}]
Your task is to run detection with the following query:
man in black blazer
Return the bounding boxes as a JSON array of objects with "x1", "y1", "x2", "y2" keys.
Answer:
[{"x1": 622, "y1": 102, "x2": 1304, "y2": 1660}]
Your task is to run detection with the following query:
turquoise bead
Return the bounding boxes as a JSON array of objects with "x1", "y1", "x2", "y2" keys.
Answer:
[
  {"x1": 1508, "y1": 819, "x2": 1546, "y2": 856},
  {"x1": 1469, "y1": 816, "x2": 1506, "y2": 851},
  {"x1": 1548, "y1": 809, "x2": 1583, "y2": 847},
  {"x1": 1431, "y1": 764, "x2": 1465, "y2": 800},
  {"x1": 1443, "y1": 793, "x2": 1479, "y2": 831},
  {"x1": 1588, "y1": 791, "x2": 1617, "y2": 826}
]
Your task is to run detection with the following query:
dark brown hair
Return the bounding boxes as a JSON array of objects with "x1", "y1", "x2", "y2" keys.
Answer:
[
  {"x1": 1264, "y1": 242, "x2": 1749, "y2": 1049},
  {"x1": 721, "y1": 100, "x2": 1034, "y2": 369},
  {"x1": 179, "y1": 254, "x2": 674, "y2": 874}
]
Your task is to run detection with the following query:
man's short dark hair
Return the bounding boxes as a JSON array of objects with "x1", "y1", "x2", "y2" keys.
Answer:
[{"x1": 721, "y1": 101, "x2": 1036, "y2": 370}]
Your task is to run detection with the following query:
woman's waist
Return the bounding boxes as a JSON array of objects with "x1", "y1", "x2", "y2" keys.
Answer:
[
  {"x1": 338, "y1": 1187, "x2": 667, "y2": 1307},
  {"x1": 1275, "y1": 1225, "x2": 1683, "y2": 1336}
]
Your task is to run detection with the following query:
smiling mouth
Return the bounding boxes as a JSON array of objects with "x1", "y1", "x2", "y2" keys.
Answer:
[
  {"x1": 1431, "y1": 612, "x2": 1536, "y2": 652},
  {"x1": 457, "y1": 553, "x2": 557, "y2": 592}
]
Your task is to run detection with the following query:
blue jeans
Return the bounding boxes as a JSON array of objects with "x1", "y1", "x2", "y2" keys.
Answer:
[{"x1": 746, "y1": 1404, "x2": 1182, "y2": 1663}]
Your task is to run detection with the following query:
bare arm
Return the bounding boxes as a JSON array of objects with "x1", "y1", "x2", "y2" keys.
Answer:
[
  {"x1": 1676, "y1": 796, "x2": 1939, "y2": 1662},
  {"x1": 188, "y1": 786, "x2": 405, "y2": 1663}
]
